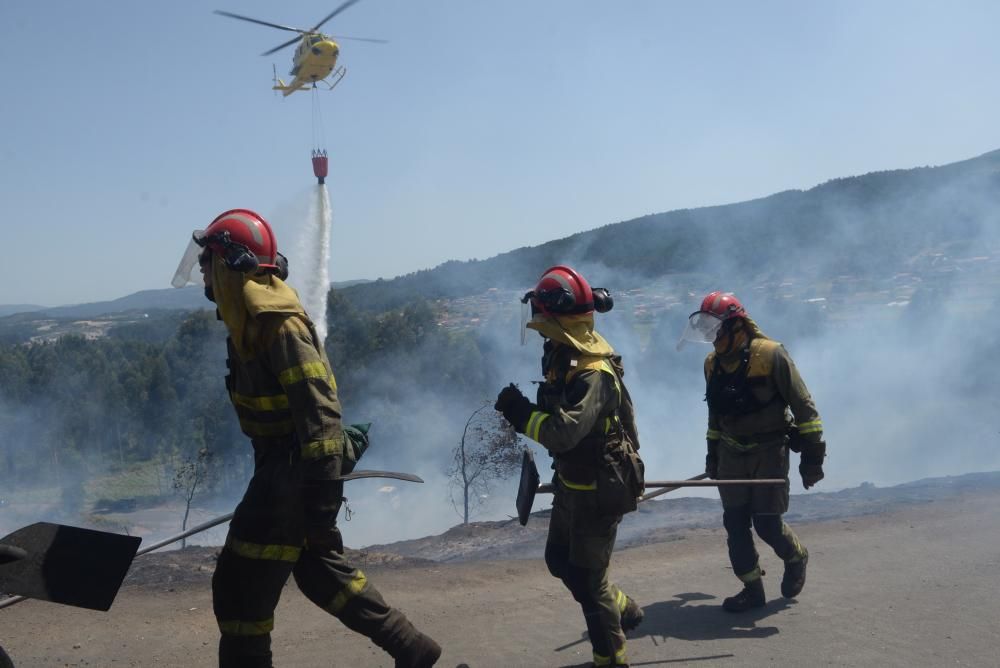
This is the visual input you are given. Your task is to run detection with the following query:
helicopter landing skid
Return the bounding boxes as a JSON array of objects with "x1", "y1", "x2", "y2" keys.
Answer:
[{"x1": 319, "y1": 66, "x2": 346, "y2": 91}]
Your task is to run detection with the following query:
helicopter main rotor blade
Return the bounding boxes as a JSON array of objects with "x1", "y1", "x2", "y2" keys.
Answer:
[
  {"x1": 262, "y1": 35, "x2": 303, "y2": 57},
  {"x1": 329, "y1": 34, "x2": 388, "y2": 44},
  {"x1": 312, "y1": 0, "x2": 363, "y2": 32},
  {"x1": 214, "y1": 10, "x2": 309, "y2": 35}
]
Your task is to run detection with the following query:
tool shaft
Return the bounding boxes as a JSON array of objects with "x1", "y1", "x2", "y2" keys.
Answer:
[{"x1": 536, "y1": 478, "x2": 786, "y2": 494}]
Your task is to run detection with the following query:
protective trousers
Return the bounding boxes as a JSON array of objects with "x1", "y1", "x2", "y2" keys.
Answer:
[
  {"x1": 717, "y1": 443, "x2": 806, "y2": 581},
  {"x1": 545, "y1": 483, "x2": 628, "y2": 667},
  {"x1": 212, "y1": 445, "x2": 422, "y2": 668}
]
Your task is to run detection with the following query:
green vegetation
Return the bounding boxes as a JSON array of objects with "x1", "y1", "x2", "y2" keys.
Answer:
[{"x1": 0, "y1": 297, "x2": 492, "y2": 510}]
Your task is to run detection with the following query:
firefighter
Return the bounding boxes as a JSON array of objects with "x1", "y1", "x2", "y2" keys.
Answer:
[
  {"x1": 679, "y1": 291, "x2": 825, "y2": 612},
  {"x1": 188, "y1": 209, "x2": 440, "y2": 667},
  {"x1": 495, "y1": 265, "x2": 644, "y2": 668}
]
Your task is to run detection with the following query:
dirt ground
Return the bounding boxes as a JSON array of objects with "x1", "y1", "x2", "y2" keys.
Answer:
[{"x1": 2, "y1": 489, "x2": 998, "y2": 667}]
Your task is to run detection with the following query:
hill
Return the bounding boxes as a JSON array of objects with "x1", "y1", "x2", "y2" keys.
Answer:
[
  {"x1": 2, "y1": 148, "x2": 998, "y2": 341},
  {"x1": 0, "y1": 305, "x2": 46, "y2": 318},
  {"x1": 340, "y1": 147, "x2": 1000, "y2": 311}
]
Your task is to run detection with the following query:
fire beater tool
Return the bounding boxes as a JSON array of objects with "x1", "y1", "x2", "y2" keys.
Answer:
[{"x1": 515, "y1": 449, "x2": 786, "y2": 526}]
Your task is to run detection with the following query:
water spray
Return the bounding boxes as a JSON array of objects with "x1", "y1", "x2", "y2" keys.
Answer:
[
  {"x1": 296, "y1": 181, "x2": 333, "y2": 342},
  {"x1": 296, "y1": 88, "x2": 334, "y2": 340}
]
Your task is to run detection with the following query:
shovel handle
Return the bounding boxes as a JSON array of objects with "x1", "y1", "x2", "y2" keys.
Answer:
[
  {"x1": 640, "y1": 472, "x2": 709, "y2": 501},
  {"x1": 537, "y1": 477, "x2": 787, "y2": 495}
]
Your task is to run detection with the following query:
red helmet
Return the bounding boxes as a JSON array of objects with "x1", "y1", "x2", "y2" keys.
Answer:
[
  {"x1": 697, "y1": 291, "x2": 746, "y2": 320},
  {"x1": 195, "y1": 209, "x2": 278, "y2": 273},
  {"x1": 678, "y1": 291, "x2": 746, "y2": 347},
  {"x1": 524, "y1": 265, "x2": 594, "y2": 316}
]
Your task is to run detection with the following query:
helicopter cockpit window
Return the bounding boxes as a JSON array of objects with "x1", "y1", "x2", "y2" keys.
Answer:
[{"x1": 310, "y1": 36, "x2": 322, "y2": 45}]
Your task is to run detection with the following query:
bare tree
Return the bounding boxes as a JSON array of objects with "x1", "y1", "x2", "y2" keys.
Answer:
[
  {"x1": 172, "y1": 447, "x2": 214, "y2": 548},
  {"x1": 448, "y1": 402, "x2": 523, "y2": 524}
]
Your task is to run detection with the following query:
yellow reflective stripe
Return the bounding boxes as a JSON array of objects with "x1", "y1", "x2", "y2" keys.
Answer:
[
  {"x1": 603, "y1": 417, "x2": 612, "y2": 434},
  {"x1": 278, "y1": 361, "x2": 331, "y2": 386},
  {"x1": 232, "y1": 392, "x2": 289, "y2": 412},
  {"x1": 615, "y1": 646, "x2": 628, "y2": 662},
  {"x1": 301, "y1": 438, "x2": 342, "y2": 460},
  {"x1": 558, "y1": 474, "x2": 597, "y2": 491},
  {"x1": 721, "y1": 433, "x2": 758, "y2": 451},
  {"x1": 599, "y1": 359, "x2": 621, "y2": 395},
  {"x1": 218, "y1": 618, "x2": 274, "y2": 636},
  {"x1": 615, "y1": 588, "x2": 627, "y2": 612},
  {"x1": 226, "y1": 536, "x2": 302, "y2": 562},
  {"x1": 526, "y1": 411, "x2": 550, "y2": 442},
  {"x1": 782, "y1": 522, "x2": 806, "y2": 561},
  {"x1": 593, "y1": 653, "x2": 612, "y2": 667},
  {"x1": 326, "y1": 570, "x2": 368, "y2": 614},
  {"x1": 797, "y1": 419, "x2": 823, "y2": 435},
  {"x1": 238, "y1": 418, "x2": 295, "y2": 437},
  {"x1": 706, "y1": 429, "x2": 721, "y2": 440},
  {"x1": 738, "y1": 565, "x2": 763, "y2": 583}
]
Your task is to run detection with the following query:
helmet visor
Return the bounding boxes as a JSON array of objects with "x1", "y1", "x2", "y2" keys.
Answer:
[
  {"x1": 171, "y1": 230, "x2": 206, "y2": 288},
  {"x1": 678, "y1": 311, "x2": 724, "y2": 346},
  {"x1": 520, "y1": 292, "x2": 533, "y2": 345}
]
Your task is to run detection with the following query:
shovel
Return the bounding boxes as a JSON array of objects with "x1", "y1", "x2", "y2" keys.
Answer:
[
  {"x1": 0, "y1": 522, "x2": 141, "y2": 612},
  {"x1": 0, "y1": 468, "x2": 424, "y2": 613},
  {"x1": 515, "y1": 449, "x2": 787, "y2": 526}
]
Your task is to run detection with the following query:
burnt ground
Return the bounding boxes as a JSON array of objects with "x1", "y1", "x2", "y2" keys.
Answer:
[
  {"x1": 1, "y1": 472, "x2": 999, "y2": 667},
  {"x1": 365, "y1": 471, "x2": 1000, "y2": 562}
]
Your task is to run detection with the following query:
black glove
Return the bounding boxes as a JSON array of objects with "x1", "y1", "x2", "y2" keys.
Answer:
[
  {"x1": 494, "y1": 383, "x2": 532, "y2": 433},
  {"x1": 705, "y1": 440, "x2": 719, "y2": 479},
  {"x1": 799, "y1": 441, "x2": 826, "y2": 490}
]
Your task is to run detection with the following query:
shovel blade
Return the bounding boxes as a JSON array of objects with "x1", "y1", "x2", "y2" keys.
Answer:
[
  {"x1": 0, "y1": 522, "x2": 141, "y2": 611},
  {"x1": 516, "y1": 450, "x2": 541, "y2": 526}
]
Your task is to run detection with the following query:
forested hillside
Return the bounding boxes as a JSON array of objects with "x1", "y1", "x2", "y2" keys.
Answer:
[
  {"x1": 341, "y1": 149, "x2": 1000, "y2": 311},
  {"x1": 0, "y1": 298, "x2": 494, "y2": 513}
]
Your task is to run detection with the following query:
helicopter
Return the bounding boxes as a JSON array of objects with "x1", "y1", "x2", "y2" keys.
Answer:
[{"x1": 215, "y1": 0, "x2": 386, "y2": 97}]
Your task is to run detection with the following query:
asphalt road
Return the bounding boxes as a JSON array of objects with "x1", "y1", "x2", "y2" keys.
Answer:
[{"x1": 1, "y1": 488, "x2": 997, "y2": 667}]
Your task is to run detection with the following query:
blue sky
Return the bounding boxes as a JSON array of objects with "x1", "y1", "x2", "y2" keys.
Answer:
[{"x1": 2, "y1": 0, "x2": 999, "y2": 306}]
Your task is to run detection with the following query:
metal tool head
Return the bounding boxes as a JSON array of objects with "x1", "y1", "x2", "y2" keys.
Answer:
[
  {"x1": 0, "y1": 522, "x2": 140, "y2": 611},
  {"x1": 516, "y1": 449, "x2": 541, "y2": 526}
]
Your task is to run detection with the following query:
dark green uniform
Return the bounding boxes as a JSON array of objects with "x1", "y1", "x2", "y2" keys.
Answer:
[
  {"x1": 213, "y1": 313, "x2": 428, "y2": 667},
  {"x1": 704, "y1": 337, "x2": 823, "y2": 583},
  {"x1": 521, "y1": 344, "x2": 637, "y2": 667}
]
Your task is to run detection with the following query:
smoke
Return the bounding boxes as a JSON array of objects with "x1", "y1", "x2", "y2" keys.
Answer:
[
  {"x1": 290, "y1": 185, "x2": 333, "y2": 341},
  {"x1": 3, "y1": 155, "x2": 998, "y2": 553},
  {"x1": 326, "y1": 156, "x2": 1000, "y2": 548}
]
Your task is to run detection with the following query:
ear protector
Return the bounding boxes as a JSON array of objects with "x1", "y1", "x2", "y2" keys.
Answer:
[
  {"x1": 592, "y1": 287, "x2": 614, "y2": 313},
  {"x1": 520, "y1": 287, "x2": 575, "y2": 315},
  {"x1": 195, "y1": 231, "x2": 259, "y2": 274},
  {"x1": 521, "y1": 286, "x2": 613, "y2": 315},
  {"x1": 536, "y1": 286, "x2": 576, "y2": 312},
  {"x1": 274, "y1": 252, "x2": 289, "y2": 280}
]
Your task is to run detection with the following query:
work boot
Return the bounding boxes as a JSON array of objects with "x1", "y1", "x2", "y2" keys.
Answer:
[
  {"x1": 620, "y1": 595, "x2": 644, "y2": 633},
  {"x1": 393, "y1": 632, "x2": 441, "y2": 668},
  {"x1": 722, "y1": 578, "x2": 765, "y2": 612},
  {"x1": 781, "y1": 549, "x2": 809, "y2": 598}
]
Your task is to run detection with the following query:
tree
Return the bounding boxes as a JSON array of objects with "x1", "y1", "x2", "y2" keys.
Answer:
[
  {"x1": 448, "y1": 403, "x2": 523, "y2": 524},
  {"x1": 172, "y1": 447, "x2": 214, "y2": 548}
]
